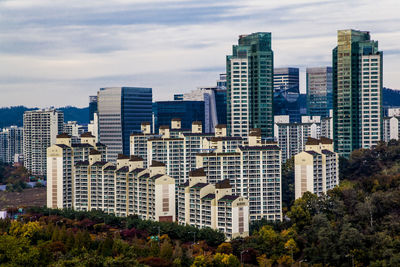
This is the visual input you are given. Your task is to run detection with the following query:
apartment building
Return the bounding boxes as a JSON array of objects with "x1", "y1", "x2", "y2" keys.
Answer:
[
  {"x1": 294, "y1": 137, "x2": 339, "y2": 199},
  {"x1": 0, "y1": 126, "x2": 23, "y2": 164},
  {"x1": 196, "y1": 128, "x2": 282, "y2": 221},
  {"x1": 24, "y1": 109, "x2": 64, "y2": 176},
  {"x1": 177, "y1": 169, "x2": 249, "y2": 240},
  {"x1": 46, "y1": 132, "x2": 107, "y2": 209}
]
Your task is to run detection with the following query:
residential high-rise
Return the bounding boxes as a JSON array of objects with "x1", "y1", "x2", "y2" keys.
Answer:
[
  {"x1": 97, "y1": 87, "x2": 152, "y2": 161},
  {"x1": 333, "y1": 30, "x2": 383, "y2": 157},
  {"x1": 227, "y1": 32, "x2": 274, "y2": 138},
  {"x1": 0, "y1": 126, "x2": 23, "y2": 164},
  {"x1": 383, "y1": 108, "x2": 400, "y2": 142},
  {"x1": 306, "y1": 67, "x2": 333, "y2": 117},
  {"x1": 24, "y1": 109, "x2": 64, "y2": 176},
  {"x1": 294, "y1": 137, "x2": 339, "y2": 199}
]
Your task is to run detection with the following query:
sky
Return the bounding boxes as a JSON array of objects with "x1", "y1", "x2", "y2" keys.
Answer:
[{"x1": 0, "y1": 0, "x2": 399, "y2": 108}]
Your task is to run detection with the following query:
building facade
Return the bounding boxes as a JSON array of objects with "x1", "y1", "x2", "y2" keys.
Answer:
[
  {"x1": 97, "y1": 87, "x2": 152, "y2": 161},
  {"x1": 333, "y1": 29, "x2": 383, "y2": 157},
  {"x1": 24, "y1": 109, "x2": 64, "y2": 176},
  {"x1": 294, "y1": 138, "x2": 339, "y2": 199},
  {"x1": 306, "y1": 67, "x2": 333, "y2": 117},
  {"x1": 178, "y1": 171, "x2": 249, "y2": 240},
  {"x1": 227, "y1": 32, "x2": 274, "y2": 138},
  {"x1": 0, "y1": 126, "x2": 23, "y2": 164}
]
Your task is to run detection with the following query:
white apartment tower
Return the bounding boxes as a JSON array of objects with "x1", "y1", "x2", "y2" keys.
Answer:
[{"x1": 24, "y1": 109, "x2": 64, "y2": 176}]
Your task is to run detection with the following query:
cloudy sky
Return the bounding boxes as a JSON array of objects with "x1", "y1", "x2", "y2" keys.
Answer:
[{"x1": 1, "y1": 0, "x2": 399, "y2": 108}]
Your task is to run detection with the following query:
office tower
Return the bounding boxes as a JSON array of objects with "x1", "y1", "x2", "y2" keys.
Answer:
[
  {"x1": 46, "y1": 133, "x2": 107, "y2": 209},
  {"x1": 321, "y1": 110, "x2": 333, "y2": 139},
  {"x1": 217, "y1": 73, "x2": 227, "y2": 89},
  {"x1": 0, "y1": 126, "x2": 23, "y2": 164},
  {"x1": 89, "y1": 96, "x2": 98, "y2": 121},
  {"x1": 227, "y1": 32, "x2": 274, "y2": 138},
  {"x1": 307, "y1": 67, "x2": 333, "y2": 117},
  {"x1": 23, "y1": 109, "x2": 64, "y2": 176},
  {"x1": 97, "y1": 87, "x2": 152, "y2": 161},
  {"x1": 274, "y1": 67, "x2": 299, "y2": 92},
  {"x1": 294, "y1": 137, "x2": 339, "y2": 199},
  {"x1": 273, "y1": 68, "x2": 303, "y2": 122},
  {"x1": 274, "y1": 115, "x2": 321, "y2": 162},
  {"x1": 178, "y1": 172, "x2": 249, "y2": 240},
  {"x1": 153, "y1": 101, "x2": 205, "y2": 133},
  {"x1": 333, "y1": 30, "x2": 383, "y2": 157}
]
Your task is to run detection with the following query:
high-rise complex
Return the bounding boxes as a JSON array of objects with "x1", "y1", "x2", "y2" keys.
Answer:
[
  {"x1": 294, "y1": 137, "x2": 339, "y2": 199},
  {"x1": 383, "y1": 108, "x2": 400, "y2": 142},
  {"x1": 227, "y1": 32, "x2": 274, "y2": 138},
  {"x1": 274, "y1": 67, "x2": 299, "y2": 92},
  {"x1": 97, "y1": 87, "x2": 152, "y2": 161},
  {"x1": 0, "y1": 126, "x2": 23, "y2": 164},
  {"x1": 333, "y1": 29, "x2": 383, "y2": 157},
  {"x1": 23, "y1": 109, "x2": 64, "y2": 176},
  {"x1": 307, "y1": 67, "x2": 333, "y2": 117}
]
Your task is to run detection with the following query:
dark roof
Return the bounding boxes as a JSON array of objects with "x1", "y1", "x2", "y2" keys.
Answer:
[
  {"x1": 202, "y1": 193, "x2": 215, "y2": 200},
  {"x1": 150, "y1": 160, "x2": 166, "y2": 167},
  {"x1": 76, "y1": 160, "x2": 89, "y2": 166},
  {"x1": 130, "y1": 168, "x2": 146, "y2": 174},
  {"x1": 238, "y1": 145, "x2": 280, "y2": 151},
  {"x1": 150, "y1": 174, "x2": 164, "y2": 180},
  {"x1": 116, "y1": 166, "x2": 129, "y2": 172},
  {"x1": 57, "y1": 133, "x2": 71, "y2": 138},
  {"x1": 72, "y1": 143, "x2": 93, "y2": 148},
  {"x1": 192, "y1": 121, "x2": 202, "y2": 125},
  {"x1": 191, "y1": 182, "x2": 209, "y2": 189},
  {"x1": 90, "y1": 149, "x2": 101, "y2": 155},
  {"x1": 95, "y1": 142, "x2": 106, "y2": 147},
  {"x1": 306, "y1": 137, "x2": 320, "y2": 145},
  {"x1": 117, "y1": 154, "x2": 130, "y2": 160},
  {"x1": 218, "y1": 195, "x2": 240, "y2": 202},
  {"x1": 171, "y1": 118, "x2": 181, "y2": 121},
  {"x1": 81, "y1": 132, "x2": 95, "y2": 138},
  {"x1": 305, "y1": 150, "x2": 321, "y2": 156},
  {"x1": 320, "y1": 137, "x2": 333, "y2": 144},
  {"x1": 215, "y1": 124, "x2": 226, "y2": 128},
  {"x1": 159, "y1": 125, "x2": 170, "y2": 129},
  {"x1": 321, "y1": 149, "x2": 335, "y2": 155},
  {"x1": 91, "y1": 161, "x2": 108, "y2": 166},
  {"x1": 189, "y1": 168, "x2": 206, "y2": 177},
  {"x1": 130, "y1": 155, "x2": 144, "y2": 162},
  {"x1": 148, "y1": 137, "x2": 184, "y2": 141},
  {"x1": 104, "y1": 165, "x2": 116, "y2": 171},
  {"x1": 216, "y1": 179, "x2": 231, "y2": 189},
  {"x1": 139, "y1": 173, "x2": 150, "y2": 179},
  {"x1": 56, "y1": 144, "x2": 70, "y2": 149},
  {"x1": 141, "y1": 122, "x2": 151, "y2": 125},
  {"x1": 170, "y1": 128, "x2": 190, "y2": 132}
]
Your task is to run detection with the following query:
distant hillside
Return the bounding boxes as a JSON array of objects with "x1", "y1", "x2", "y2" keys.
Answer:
[
  {"x1": 0, "y1": 106, "x2": 89, "y2": 128},
  {"x1": 383, "y1": 87, "x2": 400, "y2": 108}
]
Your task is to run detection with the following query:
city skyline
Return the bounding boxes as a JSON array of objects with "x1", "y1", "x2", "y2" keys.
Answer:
[{"x1": 1, "y1": 0, "x2": 399, "y2": 107}]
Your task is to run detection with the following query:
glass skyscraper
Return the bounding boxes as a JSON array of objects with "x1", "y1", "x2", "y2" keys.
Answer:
[
  {"x1": 306, "y1": 67, "x2": 333, "y2": 118},
  {"x1": 333, "y1": 30, "x2": 383, "y2": 157},
  {"x1": 153, "y1": 101, "x2": 205, "y2": 132},
  {"x1": 226, "y1": 32, "x2": 274, "y2": 138},
  {"x1": 97, "y1": 87, "x2": 152, "y2": 161}
]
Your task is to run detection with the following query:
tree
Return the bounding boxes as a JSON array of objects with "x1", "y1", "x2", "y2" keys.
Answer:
[
  {"x1": 160, "y1": 240, "x2": 173, "y2": 260},
  {"x1": 216, "y1": 242, "x2": 233, "y2": 255}
]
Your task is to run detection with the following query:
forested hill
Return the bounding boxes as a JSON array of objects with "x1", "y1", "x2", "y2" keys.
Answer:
[
  {"x1": 383, "y1": 87, "x2": 400, "y2": 108},
  {"x1": 0, "y1": 106, "x2": 89, "y2": 128}
]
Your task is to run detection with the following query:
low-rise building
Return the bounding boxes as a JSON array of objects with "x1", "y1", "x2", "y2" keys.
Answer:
[{"x1": 294, "y1": 137, "x2": 339, "y2": 199}]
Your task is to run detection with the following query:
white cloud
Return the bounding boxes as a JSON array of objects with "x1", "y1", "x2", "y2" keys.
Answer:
[{"x1": 0, "y1": 0, "x2": 399, "y2": 107}]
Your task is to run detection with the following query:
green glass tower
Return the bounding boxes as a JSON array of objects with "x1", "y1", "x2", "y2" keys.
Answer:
[
  {"x1": 333, "y1": 30, "x2": 383, "y2": 158},
  {"x1": 226, "y1": 32, "x2": 274, "y2": 138}
]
